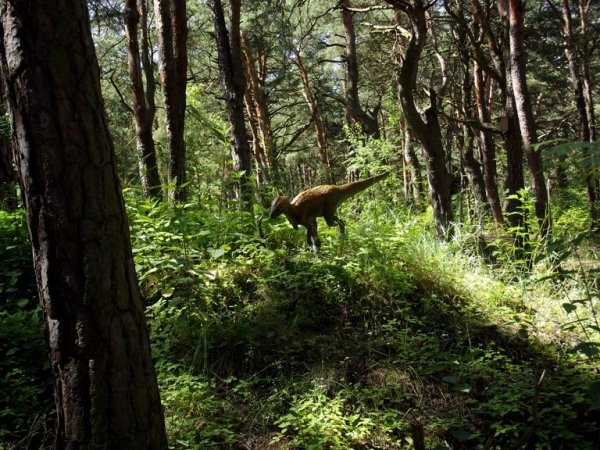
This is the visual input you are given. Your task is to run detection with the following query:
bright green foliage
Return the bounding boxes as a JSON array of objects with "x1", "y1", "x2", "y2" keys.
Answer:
[{"x1": 2, "y1": 195, "x2": 600, "y2": 448}]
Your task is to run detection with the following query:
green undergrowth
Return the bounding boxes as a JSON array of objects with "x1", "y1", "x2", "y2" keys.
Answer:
[
  {"x1": 127, "y1": 198, "x2": 600, "y2": 449},
  {"x1": 2, "y1": 198, "x2": 600, "y2": 449}
]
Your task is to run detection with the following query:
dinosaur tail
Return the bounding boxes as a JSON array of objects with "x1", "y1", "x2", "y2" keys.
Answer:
[{"x1": 340, "y1": 172, "x2": 389, "y2": 201}]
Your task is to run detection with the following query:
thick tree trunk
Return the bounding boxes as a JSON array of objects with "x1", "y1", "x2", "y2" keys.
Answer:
[
  {"x1": 340, "y1": 0, "x2": 380, "y2": 138},
  {"x1": 508, "y1": 0, "x2": 550, "y2": 236},
  {"x1": 155, "y1": 0, "x2": 187, "y2": 201},
  {"x1": 124, "y1": 0, "x2": 162, "y2": 199},
  {"x1": 388, "y1": 0, "x2": 454, "y2": 237},
  {"x1": 0, "y1": 0, "x2": 168, "y2": 447},
  {"x1": 210, "y1": 0, "x2": 253, "y2": 211}
]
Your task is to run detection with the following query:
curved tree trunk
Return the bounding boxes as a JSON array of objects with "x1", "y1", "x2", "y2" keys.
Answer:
[
  {"x1": 552, "y1": 0, "x2": 599, "y2": 230},
  {"x1": 388, "y1": 0, "x2": 454, "y2": 237},
  {"x1": 0, "y1": 0, "x2": 168, "y2": 447},
  {"x1": 340, "y1": 0, "x2": 380, "y2": 138}
]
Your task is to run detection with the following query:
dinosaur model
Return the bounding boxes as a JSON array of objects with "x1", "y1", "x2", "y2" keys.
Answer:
[{"x1": 269, "y1": 172, "x2": 389, "y2": 251}]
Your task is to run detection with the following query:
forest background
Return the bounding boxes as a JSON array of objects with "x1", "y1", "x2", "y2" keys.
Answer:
[{"x1": 2, "y1": 0, "x2": 600, "y2": 449}]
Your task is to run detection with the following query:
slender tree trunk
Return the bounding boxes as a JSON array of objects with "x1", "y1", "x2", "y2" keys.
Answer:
[
  {"x1": 155, "y1": 0, "x2": 187, "y2": 201},
  {"x1": 503, "y1": 92, "x2": 526, "y2": 231},
  {"x1": 402, "y1": 125, "x2": 423, "y2": 206},
  {"x1": 474, "y1": 58, "x2": 503, "y2": 224},
  {"x1": 577, "y1": 0, "x2": 596, "y2": 141},
  {"x1": 0, "y1": 104, "x2": 18, "y2": 210},
  {"x1": 340, "y1": 0, "x2": 380, "y2": 138},
  {"x1": 556, "y1": 0, "x2": 599, "y2": 229},
  {"x1": 295, "y1": 53, "x2": 333, "y2": 183},
  {"x1": 240, "y1": 31, "x2": 278, "y2": 186},
  {"x1": 0, "y1": 0, "x2": 168, "y2": 447},
  {"x1": 388, "y1": 0, "x2": 454, "y2": 237},
  {"x1": 209, "y1": 0, "x2": 253, "y2": 211},
  {"x1": 508, "y1": 0, "x2": 550, "y2": 236},
  {"x1": 456, "y1": 31, "x2": 488, "y2": 216},
  {"x1": 124, "y1": 0, "x2": 162, "y2": 199}
]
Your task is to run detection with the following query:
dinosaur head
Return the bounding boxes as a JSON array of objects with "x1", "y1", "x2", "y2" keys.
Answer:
[{"x1": 270, "y1": 196, "x2": 290, "y2": 219}]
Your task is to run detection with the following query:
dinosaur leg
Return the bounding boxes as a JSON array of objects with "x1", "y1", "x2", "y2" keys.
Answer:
[
  {"x1": 325, "y1": 213, "x2": 345, "y2": 234},
  {"x1": 335, "y1": 216, "x2": 345, "y2": 234},
  {"x1": 306, "y1": 219, "x2": 321, "y2": 252}
]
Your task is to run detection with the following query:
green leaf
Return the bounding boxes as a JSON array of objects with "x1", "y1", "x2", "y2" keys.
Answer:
[
  {"x1": 209, "y1": 247, "x2": 225, "y2": 259},
  {"x1": 16, "y1": 298, "x2": 29, "y2": 308},
  {"x1": 442, "y1": 376, "x2": 460, "y2": 384},
  {"x1": 162, "y1": 287, "x2": 175, "y2": 299},
  {"x1": 452, "y1": 429, "x2": 471, "y2": 442}
]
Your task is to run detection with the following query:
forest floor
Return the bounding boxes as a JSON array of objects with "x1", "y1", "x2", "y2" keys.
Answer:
[{"x1": 2, "y1": 201, "x2": 600, "y2": 449}]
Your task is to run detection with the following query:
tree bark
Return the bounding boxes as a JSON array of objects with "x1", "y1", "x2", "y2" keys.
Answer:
[
  {"x1": 154, "y1": 0, "x2": 187, "y2": 201},
  {"x1": 508, "y1": 0, "x2": 550, "y2": 236},
  {"x1": 210, "y1": 0, "x2": 253, "y2": 211},
  {"x1": 388, "y1": 0, "x2": 454, "y2": 237},
  {"x1": 0, "y1": 0, "x2": 168, "y2": 447},
  {"x1": 124, "y1": 0, "x2": 162, "y2": 199}
]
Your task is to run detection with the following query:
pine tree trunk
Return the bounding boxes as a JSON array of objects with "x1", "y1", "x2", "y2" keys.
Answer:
[
  {"x1": 474, "y1": 60, "x2": 503, "y2": 224},
  {"x1": 295, "y1": 53, "x2": 333, "y2": 183},
  {"x1": 124, "y1": 0, "x2": 162, "y2": 199},
  {"x1": 390, "y1": 0, "x2": 454, "y2": 237},
  {"x1": 155, "y1": 0, "x2": 187, "y2": 201},
  {"x1": 340, "y1": 0, "x2": 380, "y2": 138},
  {"x1": 508, "y1": 0, "x2": 550, "y2": 236},
  {"x1": 240, "y1": 31, "x2": 278, "y2": 186},
  {"x1": 210, "y1": 0, "x2": 253, "y2": 211},
  {"x1": 0, "y1": 1, "x2": 168, "y2": 447}
]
